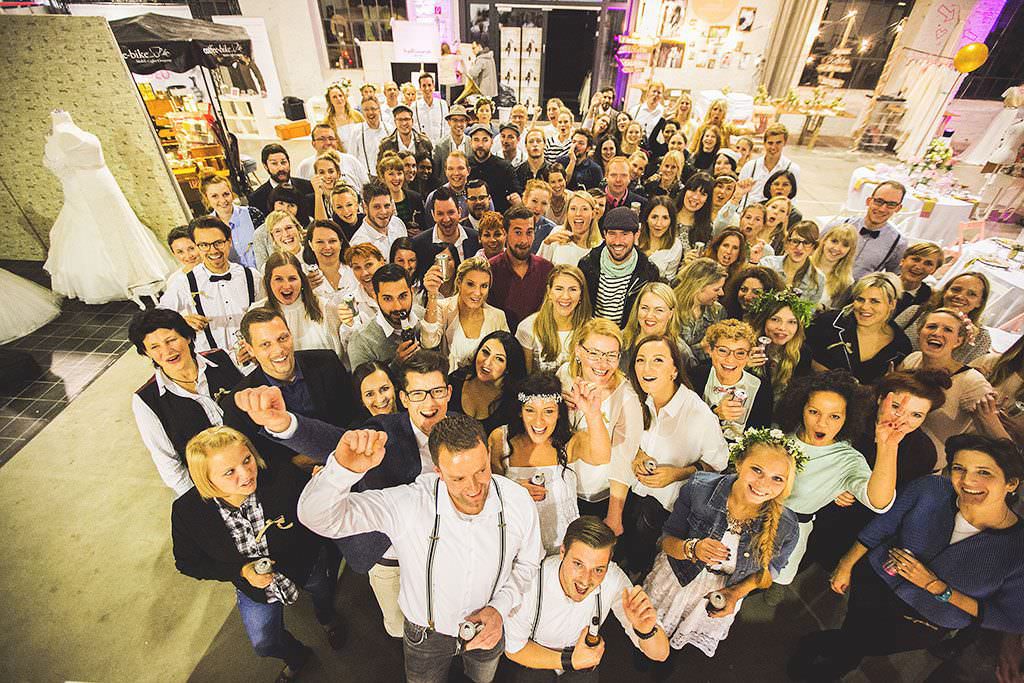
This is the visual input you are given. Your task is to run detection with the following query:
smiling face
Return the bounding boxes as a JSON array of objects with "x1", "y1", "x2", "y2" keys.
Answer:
[
  {"x1": 646, "y1": 205, "x2": 671, "y2": 240},
  {"x1": 625, "y1": 123, "x2": 643, "y2": 146},
  {"x1": 604, "y1": 228, "x2": 637, "y2": 263},
  {"x1": 716, "y1": 235, "x2": 742, "y2": 267},
  {"x1": 479, "y1": 224, "x2": 506, "y2": 259},
  {"x1": 314, "y1": 160, "x2": 340, "y2": 190},
  {"x1": 447, "y1": 115, "x2": 468, "y2": 139},
  {"x1": 170, "y1": 237, "x2": 201, "y2": 269},
  {"x1": 311, "y1": 227, "x2": 342, "y2": 265},
  {"x1": 270, "y1": 218, "x2": 303, "y2": 254},
  {"x1": 697, "y1": 277, "x2": 726, "y2": 305},
  {"x1": 419, "y1": 75, "x2": 434, "y2": 100},
  {"x1": 712, "y1": 181, "x2": 735, "y2": 206},
  {"x1": 525, "y1": 189, "x2": 551, "y2": 219},
  {"x1": 458, "y1": 268, "x2": 491, "y2": 310},
  {"x1": 392, "y1": 248, "x2": 417, "y2": 277},
  {"x1": 360, "y1": 369, "x2": 396, "y2": 415},
  {"x1": 919, "y1": 311, "x2": 965, "y2": 359},
  {"x1": 506, "y1": 218, "x2": 535, "y2": 261},
  {"x1": 737, "y1": 277, "x2": 765, "y2": 311},
  {"x1": 363, "y1": 98, "x2": 381, "y2": 126},
  {"x1": 636, "y1": 291, "x2": 673, "y2": 337},
  {"x1": 549, "y1": 171, "x2": 567, "y2": 196},
  {"x1": 417, "y1": 157, "x2": 433, "y2": 180},
  {"x1": 943, "y1": 275, "x2": 985, "y2": 315},
  {"x1": 701, "y1": 128, "x2": 718, "y2": 152},
  {"x1": 548, "y1": 273, "x2": 582, "y2": 319},
  {"x1": 681, "y1": 187, "x2": 708, "y2": 213},
  {"x1": 437, "y1": 441, "x2": 492, "y2": 515},
  {"x1": 950, "y1": 449, "x2": 1018, "y2": 511},
  {"x1": 206, "y1": 441, "x2": 259, "y2": 500},
  {"x1": 350, "y1": 254, "x2": 383, "y2": 291},
  {"x1": 192, "y1": 226, "x2": 232, "y2": 273},
  {"x1": 764, "y1": 306, "x2": 798, "y2": 346},
  {"x1": 558, "y1": 540, "x2": 612, "y2": 602},
  {"x1": 475, "y1": 338, "x2": 508, "y2": 384},
  {"x1": 629, "y1": 155, "x2": 646, "y2": 180},
  {"x1": 203, "y1": 179, "x2": 235, "y2": 216},
  {"x1": 331, "y1": 191, "x2": 359, "y2": 224},
  {"x1": 433, "y1": 198, "x2": 461, "y2": 238},
  {"x1": 734, "y1": 444, "x2": 791, "y2": 507},
  {"x1": 268, "y1": 264, "x2": 303, "y2": 306},
  {"x1": 376, "y1": 278, "x2": 414, "y2": 327},
  {"x1": 822, "y1": 233, "x2": 852, "y2": 264},
  {"x1": 399, "y1": 370, "x2": 450, "y2": 433},
  {"x1": 659, "y1": 156, "x2": 680, "y2": 184},
  {"x1": 865, "y1": 185, "x2": 904, "y2": 228},
  {"x1": 466, "y1": 184, "x2": 491, "y2": 220},
  {"x1": 366, "y1": 193, "x2": 395, "y2": 231},
  {"x1": 247, "y1": 316, "x2": 295, "y2": 381},
  {"x1": 784, "y1": 232, "x2": 814, "y2": 263},
  {"x1": 900, "y1": 252, "x2": 940, "y2": 287},
  {"x1": 800, "y1": 390, "x2": 846, "y2": 446},
  {"x1": 667, "y1": 133, "x2": 687, "y2": 153},
  {"x1": 143, "y1": 327, "x2": 192, "y2": 375},
  {"x1": 265, "y1": 152, "x2": 290, "y2": 183},
  {"x1": 566, "y1": 197, "x2": 594, "y2": 237},
  {"x1": 521, "y1": 395, "x2": 560, "y2": 444},
  {"x1": 634, "y1": 338, "x2": 678, "y2": 397},
  {"x1": 394, "y1": 110, "x2": 414, "y2": 135},
  {"x1": 577, "y1": 333, "x2": 621, "y2": 385},
  {"x1": 852, "y1": 286, "x2": 895, "y2": 328},
  {"x1": 709, "y1": 336, "x2": 751, "y2": 383}
]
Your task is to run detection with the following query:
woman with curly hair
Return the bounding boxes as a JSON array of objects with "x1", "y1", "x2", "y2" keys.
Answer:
[
  {"x1": 746, "y1": 289, "x2": 815, "y2": 402},
  {"x1": 771, "y1": 370, "x2": 898, "y2": 585},
  {"x1": 643, "y1": 428, "x2": 802, "y2": 655},
  {"x1": 488, "y1": 371, "x2": 611, "y2": 555},
  {"x1": 722, "y1": 265, "x2": 784, "y2": 320}
]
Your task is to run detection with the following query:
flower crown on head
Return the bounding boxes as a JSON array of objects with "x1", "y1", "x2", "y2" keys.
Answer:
[
  {"x1": 729, "y1": 427, "x2": 808, "y2": 472},
  {"x1": 518, "y1": 392, "x2": 562, "y2": 404},
  {"x1": 748, "y1": 288, "x2": 815, "y2": 328},
  {"x1": 331, "y1": 78, "x2": 353, "y2": 92},
  {"x1": 934, "y1": 307, "x2": 979, "y2": 347}
]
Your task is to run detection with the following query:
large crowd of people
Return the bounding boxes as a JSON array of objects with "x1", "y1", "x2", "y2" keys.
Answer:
[{"x1": 131, "y1": 71, "x2": 1024, "y2": 682}]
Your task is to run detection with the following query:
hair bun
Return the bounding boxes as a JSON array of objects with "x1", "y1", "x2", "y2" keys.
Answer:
[{"x1": 912, "y1": 368, "x2": 954, "y2": 391}]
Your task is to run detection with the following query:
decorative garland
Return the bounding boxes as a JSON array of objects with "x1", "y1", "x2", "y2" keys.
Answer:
[
  {"x1": 728, "y1": 427, "x2": 808, "y2": 472},
  {"x1": 748, "y1": 288, "x2": 816, "y2": 328}
]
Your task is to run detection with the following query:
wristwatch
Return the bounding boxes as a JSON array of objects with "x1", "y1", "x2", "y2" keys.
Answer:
[
  {"x1": 560, "y1": 647, "x2": 575, "y2": 671},
  {"x1": 933, "y1": 584, "x2": 953, "y2": 603}
]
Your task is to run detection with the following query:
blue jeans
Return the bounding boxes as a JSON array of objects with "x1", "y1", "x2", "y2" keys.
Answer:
[
  {"x1": 235, "y1": 545, "x2": 340, "y2": 667},
  {"x1": 403, "y1": 619, "x2": 504, "y2": 683}
]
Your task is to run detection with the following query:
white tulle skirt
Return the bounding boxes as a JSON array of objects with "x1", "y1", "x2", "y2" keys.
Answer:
[{"x1": 0, "y1": 269, "x2": 61, "y2": 344}]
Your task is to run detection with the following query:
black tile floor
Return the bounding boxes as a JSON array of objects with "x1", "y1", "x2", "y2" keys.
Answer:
[{"x1": 0, "y1": 260, "x2": 139, "y2": 466}]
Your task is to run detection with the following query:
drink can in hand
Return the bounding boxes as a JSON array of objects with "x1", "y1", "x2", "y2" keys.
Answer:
[
  {"x1": 706, "y1": 590, "x2": 727, "y2": 613},
  {"x1": 530, "y1": 472, "x2": 546, "y2": 487},
  {"x1": 643, "y1": 457, "x2": 658, "y2": 475}
]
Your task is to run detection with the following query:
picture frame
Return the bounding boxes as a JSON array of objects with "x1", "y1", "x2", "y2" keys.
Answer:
[
  {"x1": 737, "y1": 7, "x2": 756, "y2": 32},
  {"x1": 658, "y1": 1, "x2": 687, "y2": 42},
  {"x1": 708, "y1": 25, "x2": 729, "y2": 44}
]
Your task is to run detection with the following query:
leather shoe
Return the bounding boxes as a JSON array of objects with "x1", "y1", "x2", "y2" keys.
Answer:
[
  {"x1": 324, "y1": 618, "x2": 347, "y2": 650},
  {"x1": 276, "y1": 645, "x2": 313, "y2": 682}
]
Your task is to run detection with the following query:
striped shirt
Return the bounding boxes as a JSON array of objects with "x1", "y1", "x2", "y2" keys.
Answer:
[
  {"x1": 544, "y1": 134, "x2": 572, "y2": 164},
  {"x1": 595, "y1": 270, "x2": 631, "y2": 323}
]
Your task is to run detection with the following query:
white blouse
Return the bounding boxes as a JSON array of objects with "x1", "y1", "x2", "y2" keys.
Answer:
[
  {"x1": 647, "y1": 237, "x2": 684, "y2": 282},
  {"x1": 516, "y1": 312, "x2": 573, "y2": 373},
  {"x1": 436, "y1": 297, "x2": 510, "y2": 372},
  {"x1": 557, "y1": 364, "x2": 644, "y2": 501},
  {"x1": 250, "y1": 296, "x2": 343, "y2": 358},
  {"x1": 539, "y1": 233, "x2": 592, "y2": 267}
]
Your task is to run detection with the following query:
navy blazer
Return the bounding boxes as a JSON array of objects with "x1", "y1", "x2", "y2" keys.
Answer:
[
  {"x1": 270, "y1": 411, "x2": 424, "y2": 572},
  {"x1": 410, "y1": 227, "x2": 481, "y2": 283}
]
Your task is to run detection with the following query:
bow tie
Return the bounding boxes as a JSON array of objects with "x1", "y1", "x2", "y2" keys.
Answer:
[
  {"x1": 860, "y1": 227, "x2": 881, "y2": 239},
  {"x1": 209, "y1": 273, "x2": 233, "y2": 283}
]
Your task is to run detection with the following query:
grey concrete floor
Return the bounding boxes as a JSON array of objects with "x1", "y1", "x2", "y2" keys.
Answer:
[{"x1": 0, "y1": 143, "x2": 993, "y2": 683}]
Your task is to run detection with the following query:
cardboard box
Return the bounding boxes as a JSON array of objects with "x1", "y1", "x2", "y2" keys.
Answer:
[{"x1": 275, "y1": 120, "x2": 310, "y2": 140}]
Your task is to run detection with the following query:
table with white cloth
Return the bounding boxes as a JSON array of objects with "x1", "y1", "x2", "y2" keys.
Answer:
[
  {"x1": 846, "y1": 166, "x2": 977, "y2": 245},
  {"x1": 941, "y1": 238, "x2": 1024, "y2": 339}
]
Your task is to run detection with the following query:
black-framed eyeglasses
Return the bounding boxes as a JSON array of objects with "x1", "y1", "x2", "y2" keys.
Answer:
[
  {"x1": 404, "y1": 386, "x2": 448, "y2": 402},
  {"x1": 870, "y1": 197, "x2": 901, "y2": 209},
  {"x1": 786, "y1": 237, "x2": 814, "y2": 247},
  {"x1": 196, "y1": 239, "x2": 228, "y2": 251}
]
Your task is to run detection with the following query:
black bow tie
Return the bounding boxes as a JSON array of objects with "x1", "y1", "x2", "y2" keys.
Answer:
[
  {"x1": 209, "y1": 273, "x2": 233, "y2": 283},
  {"x1": 860, "y1": 227, "x2": 881, "y2": 239}
]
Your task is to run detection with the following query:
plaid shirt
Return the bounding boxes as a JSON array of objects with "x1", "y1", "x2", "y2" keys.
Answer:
[{"x1": 216, "y1": 495, "x2": 299, "y2": 605}]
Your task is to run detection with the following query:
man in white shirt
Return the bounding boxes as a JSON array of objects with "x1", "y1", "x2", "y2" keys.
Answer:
[
  {"x1": 294, "y1": 124, "x2": 366, "y2": 189},
  {"x1": 630, "y1": 80, "x2": 666, "y2": 138},
  {"x1": 263, "y1": 405, "x2": 541, "y2": 682},
  {"x1": 382, "y1": 81, "x2": 401, "y2": 129},
  {"x1": 159, "y1": 216, "x2": 262, "y2": 366},
  {"x1": 348, "y1": 96, "x2": 394, "y2": 181},
  {"x1": 738, "y1": 123, "x2": 801, "y2": 203},
  {"x1": 350, "y1": 182, "x2": 408, "y2": 256},
  {"x1": 505, "y1": 517, "x2": 669, "y2": 678},
  {"x1": 413, "y1": 72, "x2": 450, "y2": 145}
]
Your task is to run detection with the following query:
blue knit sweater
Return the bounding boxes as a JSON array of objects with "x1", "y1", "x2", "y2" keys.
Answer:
[{"x1": 858, "y1": 475, "x2": 1024, "y2": 633}]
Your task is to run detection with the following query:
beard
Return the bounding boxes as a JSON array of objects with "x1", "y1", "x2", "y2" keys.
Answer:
[{"x1": 272, "y1": 169, "x2": 290, "y2": 183}]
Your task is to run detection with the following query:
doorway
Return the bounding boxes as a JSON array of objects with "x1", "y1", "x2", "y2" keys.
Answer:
[{"x1": 543, "y1": 9, "x2": 599, "y2": 112}]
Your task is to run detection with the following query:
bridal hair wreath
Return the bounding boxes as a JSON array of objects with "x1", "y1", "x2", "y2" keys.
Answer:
[
  {"x1": 518, "y1": 392, "x2": 562, "y2": 404},
  {"x1": 748, "y1": 288, "x2": 816, "y2": 327},
  {"x1": 729, "y1": 427, "x2": 808, "y2": 472}
]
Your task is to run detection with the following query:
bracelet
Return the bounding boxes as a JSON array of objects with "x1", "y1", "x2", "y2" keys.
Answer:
[
  {"x1": 560, "y1": 647, "x2": 575, "y2": 672},
  {"x1": 686, "y1": 538, "x2": 699, "y2": 562},
  {"x1": 933, "y1": 584, "x2": 953, "y2": 603},
  {"x1": 634, "y1": 625, "x2": 658, "y2": 640}
]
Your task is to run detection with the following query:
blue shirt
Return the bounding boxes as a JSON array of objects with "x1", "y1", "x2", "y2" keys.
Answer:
[
  {"x1": 261, "y1": 363, "x2": 314, "y2": 416},
  {"x1": 223, "y1": 205, "x2": 260, "y2": 269}
]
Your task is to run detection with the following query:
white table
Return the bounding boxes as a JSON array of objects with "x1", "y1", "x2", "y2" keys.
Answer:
[
  {"x1": 846, "y1": 166, "x2": 975, "y2": 245},
  {"x1": 941, "y1": 239, "x2": 1024, "y2": 333}
]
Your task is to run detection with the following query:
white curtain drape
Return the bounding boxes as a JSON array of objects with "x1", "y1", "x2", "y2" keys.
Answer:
[
  {"x1": 761, "y1": 0, "x2": 828, "y2": 97},
  {"x1": 894, "y1": 59, "x2": 960, "y2": 161}
]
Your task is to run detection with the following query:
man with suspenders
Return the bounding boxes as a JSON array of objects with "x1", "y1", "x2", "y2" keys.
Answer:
[
  {"x1": 504, "y1": 517, "x2": 668, "y2": 681},
  {"x1": 738, "y1": 124, "x2": 801, "y2": 203},
  {"x1": 159, "y1": 216, "x2": 261, "y2": 369},
  {"x1": 236, "y1": 395, "x2": 543, "y2": 683}
]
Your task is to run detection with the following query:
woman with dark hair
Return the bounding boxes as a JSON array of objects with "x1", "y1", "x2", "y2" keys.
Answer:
[
  {"x1": 305, "y1": 219, "x2": 355, "y2": 305},
  {"x1": 638, "y1": 196, "x2": 684, "y2": 280},
  {"x1": 618, "y1": 334, "x2": 729, "y2": 576},
  {"x1": 130, "y1": 308, "x2": 243, "y2": 498},
  {"x1": 971, "y1": 333, "x2": 1024, "y2": 442},
  {"x1": 595, "y1": 135, "x2": 619, "y2": 168},
  {"x1": 683, "y1": 125, "x2": 722, "y2": 178},
  {"x1": 771, "y1": 369, "x2": 898, "y2": 586},
  {"x1": 388, "y1": 236, "x2": 423, "y2": 299},
  {"x1": 722, "y1": 265, "x2": 785, "y2": 319},
  {"x1": 447, "y1": 330, "x2": 527, "y2": 436},
  {"x1": 791, "y1": 434, "x2": 1024, "y2": 682},
  {"x1": 746, "y1": 289, "x2": 815, "y2": 403},
  {"x1": 488, "y1": 371, "x2": 611, "y2": 555},
  {"x1": 704, "y1": 227, "x2": 749, "y2": 283},
  {"x1": 252, "y1": 251, "x2": 342, "y2": 357},
  {"x1": 352, "y1": 360, "x2": 397, "y2": 419},
  {"x1": 410, "y1": 152, "x2": 438, "y2": 196},
  {"x1": 762, "y1": 168, "x2": 802, "y2": 226},
  {"x1": 675, "y1": 171, "x2": 715, "y2": 250}
]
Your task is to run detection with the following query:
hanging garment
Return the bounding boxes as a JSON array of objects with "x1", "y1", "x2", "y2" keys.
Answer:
[
  {"x1": 963, "y1": 86, "x2": 1024, "y2": 165},
  {"x1": 42, "y1": 111, "x2": 173, "y2": 306},
  {"x1": 895, "y1": 61, "x2": 960, "y2": 163},
  {"x1": 0, "y1": 269, "x2": 61, "y2": 344}
]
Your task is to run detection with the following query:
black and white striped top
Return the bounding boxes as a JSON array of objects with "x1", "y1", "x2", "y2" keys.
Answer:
[{"x1": 595, "y1": 270, "x2": 631, "y2": 323}]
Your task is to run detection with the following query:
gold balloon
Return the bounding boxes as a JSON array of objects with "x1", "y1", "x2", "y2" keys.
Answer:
[
  {"x1": 689, "y1": 0, "x2": 740, "y2": 24},
  {"x1": 953, "y1": 42, "x2": 989, "y2": 73}
]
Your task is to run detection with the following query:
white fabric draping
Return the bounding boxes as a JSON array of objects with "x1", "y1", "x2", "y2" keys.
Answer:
[{"x1": 894, "y1": 60, "x2": 961, "y2": 162}]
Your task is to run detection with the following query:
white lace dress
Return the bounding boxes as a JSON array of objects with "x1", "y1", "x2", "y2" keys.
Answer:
[
  {"x1": 0, "y1": 269, "x2": 61, "y2": 344},
  {"x1": 643, "y1": 531, "x2": 741, "y2": 656}
]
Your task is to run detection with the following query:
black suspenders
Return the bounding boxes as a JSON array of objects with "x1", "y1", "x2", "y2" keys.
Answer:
[
  {"x1": 529, "y1": 555, "x2": 603, "y2": 640},
  {"x1": 186, "y1": 268, "x2": 255, "y2": 350}
]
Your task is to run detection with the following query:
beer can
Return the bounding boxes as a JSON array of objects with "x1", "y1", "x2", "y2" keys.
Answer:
[{"x1": 530, "y1": 472, "x2": 546, "y2": 487}]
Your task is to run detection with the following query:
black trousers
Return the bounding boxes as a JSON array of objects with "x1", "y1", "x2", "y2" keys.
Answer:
[
  {"x1": 790, "y1": 560, "x2": 952, "y2": 681},
  {"x1": 615, "y1": 493, "x2": 669, "y2": 579},
  {"x1": 577, "y1": 497, "x2": 609, "y2": 520},
  {"x1": 505, "y1": 661, "x2": 600, "y2": 682}
]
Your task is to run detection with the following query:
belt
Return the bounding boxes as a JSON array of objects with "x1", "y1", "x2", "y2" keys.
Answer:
[
  {"x1": 377, "y1": 558, "x2": 400, "y2": 567},
  {"x1": 795, "y1": 511, "x2": 815, "y2": 523}
]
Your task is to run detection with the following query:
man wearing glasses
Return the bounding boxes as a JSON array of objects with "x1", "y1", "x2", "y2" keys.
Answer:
[
  {"x1": 158, "y1": 216, "x2": 262, "y2": 368},
  {"x1": 835, "y1": 180, "x2": 909, "y2": 280},
  {"x1": 237, "y1": 350, "x2": 457, "y2": 639},
  {"x1": 294, "y1": 123, "x2": 369, "y2": 190}
]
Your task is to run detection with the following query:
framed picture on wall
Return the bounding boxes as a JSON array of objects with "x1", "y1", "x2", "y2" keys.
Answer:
[
  {"x1": 708, "y1": 25, "x2": 729, "y2": 44},
  {"x1": 658, "y1": 1, "x2": 687, "y2": 42},
  {"x1": 737, "y1": 7, "x2": 756, "y2": 32}
]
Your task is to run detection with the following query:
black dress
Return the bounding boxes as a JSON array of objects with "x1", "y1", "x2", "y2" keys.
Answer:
[
  {"x1": 447, "y1": 370, "x2": 516, "y2": 437},
  {"x1": 806, "y1": 310, "x2": 912, "y2": 385}
]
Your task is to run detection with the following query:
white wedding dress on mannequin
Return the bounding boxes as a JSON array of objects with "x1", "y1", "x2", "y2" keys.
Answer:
[
  {"x1": 963, "y1": 86, "x2": 1024, "y2": 166},
  {"x1": 43, "y1": 110, "x2": 173, "y2": 306},
  {"x1": 0, "y1": 269, "x2": 61, "y2": 344}
]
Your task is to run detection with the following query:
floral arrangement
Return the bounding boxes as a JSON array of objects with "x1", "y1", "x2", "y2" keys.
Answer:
[
  {"x1": 331, "y1": 77, "x2": 353, "y2": 92},
  {"x1": 729, "y1": 427, "x2": 808, "y2": 472},
  {"x1": 909, "y1": 137, "x2": 954, "y2": 177},
  {"x1": 800, "y1": 86, "x2": 846, "y2": 113},
  {"x1": 748, "y1": 288, "x2": 816, "y2": 327},
  {"x1": 754, "y1": 84, "x2": 771, "y2": 106}
]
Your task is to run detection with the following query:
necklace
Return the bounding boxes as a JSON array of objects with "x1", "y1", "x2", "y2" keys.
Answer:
[
  {"x1": 166, "y1": 366, "x2": 199, "y2": 389},
  {"x1": 725, "y1": 498, "x2": 758, "y2": 534}
]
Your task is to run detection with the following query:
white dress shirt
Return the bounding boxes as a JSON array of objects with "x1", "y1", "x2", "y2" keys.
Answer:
[
  {"x1": 631, "y1": 385, "x2": 729, "y2": 510},
  {"x1": 297, "y1": 460, "x2": 543, "y2": 636},
  {"x1": 349, "y1": 216, "x2": 409, "y2": 256},
  {"x1": 348, "y1": 121, "x2": 394, "y2": 179},
  {"x1": 158, "y1": 262, "x2": 263, "y2": 356},
  {"x1": 738, "y1": 154, "x2": 801, "y2": 203},
  {"x1": 295, "y1": 151, "x2": 369, "y2": 190},
  {"x1": 131, "y1": 353, "x2": 226, "y2": 497},
  {"x1": 630, "y1": 102, "x2": 665, "y2": 138},
  {"x1": 504, "y1": 555, "x2": 640, "y2": 654},
  {"x1": 413, "y1": 97, "x2": 450, "y2": 144},
  {"x1": 249, "y1": 297, "x2": 343, "y2": 358}
]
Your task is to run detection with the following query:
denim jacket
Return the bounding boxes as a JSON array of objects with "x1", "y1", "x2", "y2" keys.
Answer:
[{"x1": 662, "y1": 471, "x2": 800, "y2": 588}]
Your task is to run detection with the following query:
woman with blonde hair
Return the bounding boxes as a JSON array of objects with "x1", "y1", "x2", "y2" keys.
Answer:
[
  {"x1": 253, "y1": 251, "x2": 342, "y2": 356},
  {"x1": 620, "y1": 121, "x2": 648, "y2": 157},
  {"x1": 559, "y1": 318, "x2": 643, "y2": 525},
  {"x1": 643, "y1": 150, "x2": 685, "y2": 201},
  {"x1": 517, "y1": 264, "x2": 592, "y2": 372},
  {"x1": 171, "y1": 426, "x2": 343, "y2": 680},
  {"x1": 761, "y1": 220, "x2": 825, "y2": 306},
  {"x1": 638, "y1": 196, "x2": 684, "y2": 280},
  {"x1": 435, "y1": 256, "x2": 509, "y2": 370},
  {"x1": 895, "y1": 271, "x2": 993, "y2": 363},
  {"x1": 763, "y1": 195, "x2": 793, "y2": 254},
  {"x1": 622, "y1": 282, "x2": 683, "y2": 355},
  {"x1": 258, "y1": 210, "x2": 309, "y2": 271},
  {"x1": 322, "y1": 83, "x2": 364, "y2": 133},
  {"x1": 811, "y1": 224, "x2": 857, "y2": 308},
  {"x1": 674, "y1": 258, "x2": 728, "y2": 366},
  {"x1": 311, "y1": 150, "x2": 342, "y2": 220},
  {"x1": 539, "y1": 191, "x2": 602, "y2": 266},
  {"x1": 200, "y1": 172, "x2": 262, "y2": 269},
  {"x1": 644, "y1": 428, "x2": 801, "y2": 655}
]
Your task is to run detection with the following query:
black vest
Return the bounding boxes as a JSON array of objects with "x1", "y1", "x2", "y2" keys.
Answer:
[{"x1": 136, "y1": 349, "x2": 243, "y2": 462}]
